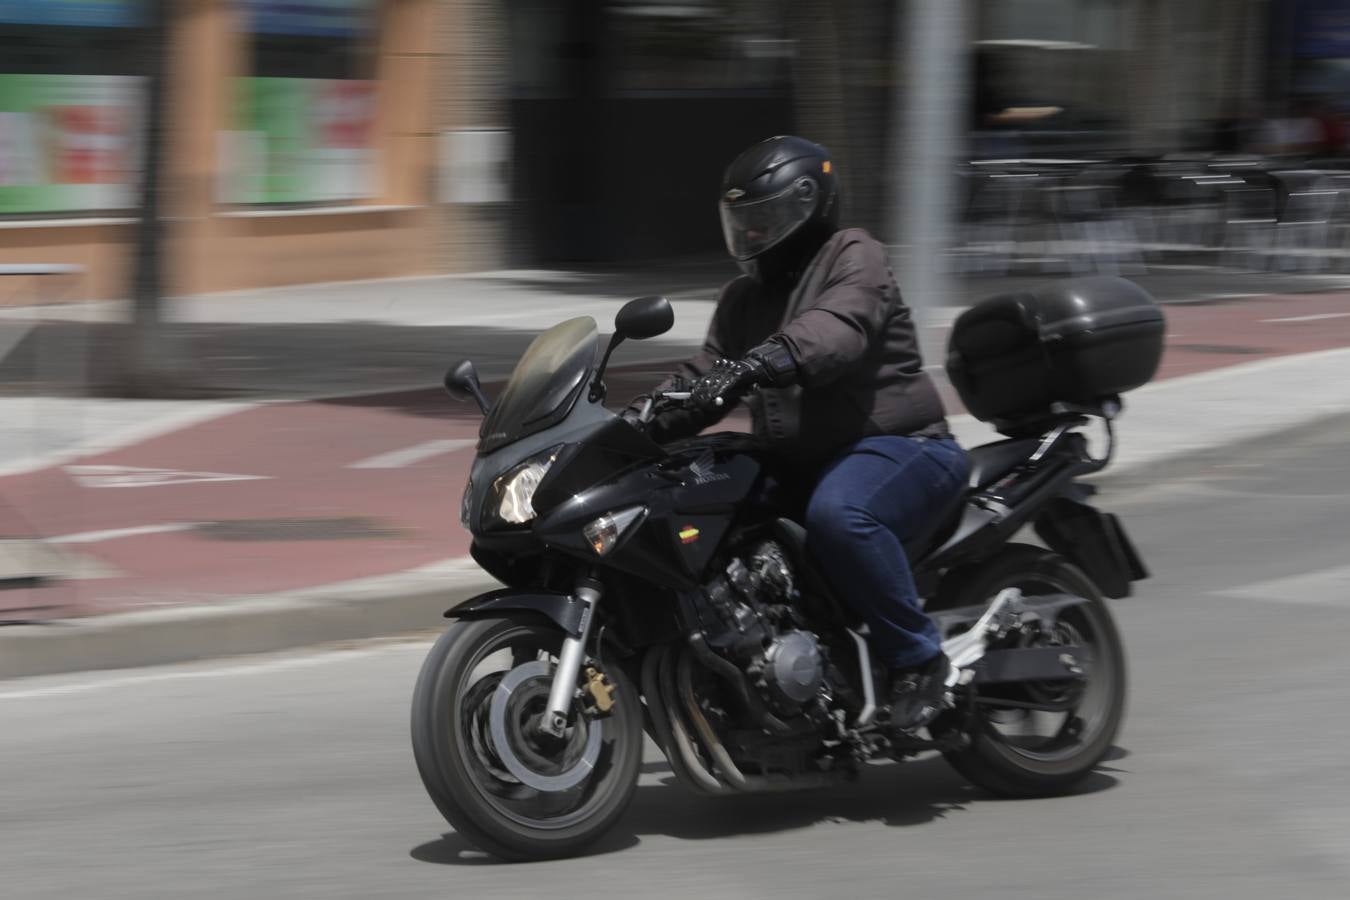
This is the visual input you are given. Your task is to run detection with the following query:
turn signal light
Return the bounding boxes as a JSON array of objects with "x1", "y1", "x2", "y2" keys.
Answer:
[{"x1": 582, "y1": 506, "x2": 646, "y2": 556}]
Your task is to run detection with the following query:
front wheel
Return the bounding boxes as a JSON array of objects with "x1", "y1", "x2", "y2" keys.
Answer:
[
  {"x1": 411, "y1": 617, "x2": 642, "y2": 861},
  {"x1": 934, "y1": 545, "x2": 1127, "y2": 797}
]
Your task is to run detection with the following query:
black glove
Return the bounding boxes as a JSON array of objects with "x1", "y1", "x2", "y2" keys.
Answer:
[{"x1": 690, "y1": 358, "x2": 768, "y2": 412}]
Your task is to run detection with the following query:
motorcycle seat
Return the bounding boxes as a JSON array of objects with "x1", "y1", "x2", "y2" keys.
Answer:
[
  {"x1": 904, "y1": 437, "x2": 1042, "y2": 564},
  {"x1": 774, "y1": 436, "x2": 1053, "y2": 610},
  {"x1": 966, "y1": 436, "x2": 1042, "y2": 490},
  {"x1": 774, "y1": 478, "x2": 968, "y2": 582},
  {"x1": 904, "y1": 481, "x2": 969, "y2": 561}
]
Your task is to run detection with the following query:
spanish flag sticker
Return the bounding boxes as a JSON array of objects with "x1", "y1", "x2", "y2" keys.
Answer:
[{"x1": 679, "y1": 525, "x2": 700, "y2": 545}]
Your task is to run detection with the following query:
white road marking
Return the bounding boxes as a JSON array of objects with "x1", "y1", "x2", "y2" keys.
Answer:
[
  {"x1": 1261, "y1": 312, "x2": 1350, "y2": 324},
  {"x1": 1163, "y1": 290, "x2": 1344, "y2": 305},
  {"x1": 64, "y1": 465, "x2": 271, "y2": 488},
  {"x1": 47, "y1": 523, "x2": 199, "y2": 544},
  {"x1": 348, "y1": 438, "x2": 476, "y2": 469},
  {"x1": 1194, "y1": 292, "x2": 1264, "y2": 302},
  {"x1": 0, "y1": 639, "x2": 431, "y2": 702},
  {"x1": 0, "y1": 399, "x2": 254, "y2": 479},
  {"x1": 1217, "y1": 562, "x2": 1350, "y2": 607},
  {"x1": 0, "y1": 539, "x2": 123, "y2": 580}
]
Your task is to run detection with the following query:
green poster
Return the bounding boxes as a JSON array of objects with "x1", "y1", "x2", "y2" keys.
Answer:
[
  {"x1": 235, "y1": 77, "x2": 309, "y2": 203},
  {"x1": 225, "y1": 76, "x2": 373, "y2": 205},
  {"x1": 0, "y1": 74, "x2": 140, "y2": 214}
]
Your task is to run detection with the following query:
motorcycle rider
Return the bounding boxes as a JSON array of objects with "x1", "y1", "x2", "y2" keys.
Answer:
[{"x1": 640, "y1": 136, "x2": 969, "y2": 732}]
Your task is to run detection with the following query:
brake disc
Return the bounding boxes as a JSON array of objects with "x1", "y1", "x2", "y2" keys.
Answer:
[{"x1": 488, "y1": 660, "x2": 604, "y2": 793}]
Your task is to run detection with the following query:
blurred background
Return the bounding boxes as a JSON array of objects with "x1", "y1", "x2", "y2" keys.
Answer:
[
  {"x1": 2, "y1": 0, "x2": 1350, "y2": 287},
  {"x1": 3, "y1": 2, "x2": 1350, "y2": 897}
]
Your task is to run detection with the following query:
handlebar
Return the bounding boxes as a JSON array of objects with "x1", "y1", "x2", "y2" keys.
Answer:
[
  {"x1": 631, "y1": 390, "x2": 695, "y2": 427},
  {"x1": 629, "y1": 387, "x2": 741, "y2": 429}
]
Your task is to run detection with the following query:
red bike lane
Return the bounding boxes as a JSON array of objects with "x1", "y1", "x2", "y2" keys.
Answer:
[{"x1": 3, "y1": 292, "x2": 1348, "y2": 620}]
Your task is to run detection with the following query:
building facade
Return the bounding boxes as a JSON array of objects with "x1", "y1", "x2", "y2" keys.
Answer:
[
  {"x1": 0, "y1": 0, "x2": 477, "y2": 301},
  {"x1": 0, "y1": 0, "x2": 1311, "y2": 302}
]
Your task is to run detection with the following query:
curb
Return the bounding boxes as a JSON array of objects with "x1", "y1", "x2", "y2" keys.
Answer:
[
  {"x1": 3, "y1": 346, "x2": 1348, "y2": 682},
  {"x1": 0, "y1": 558, "x2": 497, "y2": 680}
]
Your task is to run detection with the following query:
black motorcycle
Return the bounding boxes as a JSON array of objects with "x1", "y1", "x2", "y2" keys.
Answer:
[{"x1": 412, "y1": 276, "x2": 1163, "y2": 861}]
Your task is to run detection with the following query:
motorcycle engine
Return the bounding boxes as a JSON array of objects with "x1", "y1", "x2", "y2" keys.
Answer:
[{"x1": 702, "y1": 541, "x2": 826, "y2": 714}]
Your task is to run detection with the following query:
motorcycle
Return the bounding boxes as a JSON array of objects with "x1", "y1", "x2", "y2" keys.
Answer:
[{"x1": 412, "y1": 277, "x2": 1162, "y2": 861}]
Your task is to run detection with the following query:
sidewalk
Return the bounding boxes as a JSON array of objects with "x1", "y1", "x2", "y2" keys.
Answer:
[
  {"x1": 4, "y1": 262, "x2": 1349, "y2": 473},
  {"x1": 4, "y1": 262, "x2": 1350, "y2": 400},
  {"x1": 1, "y1": 267, "x2": 1349, "y2": 678}
]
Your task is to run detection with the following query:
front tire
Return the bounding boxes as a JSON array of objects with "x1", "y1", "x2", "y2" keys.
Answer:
[
  {"x1": 933, "y1": 545, "x2": 1127, "y2": 797},
  {"x1": 411, "y1": 617, "x2": 642, "y2": 861}
]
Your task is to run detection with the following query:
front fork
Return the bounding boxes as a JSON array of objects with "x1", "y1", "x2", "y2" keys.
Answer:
[{"x1": 539, "y1": 578, "x2": 602, "y2": 739}]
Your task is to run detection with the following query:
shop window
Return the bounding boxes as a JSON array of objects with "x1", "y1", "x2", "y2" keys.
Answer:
[
  {"x1": 0, "y1": 1, "x2": 146, "y2": 215},
  {"x1": 221, "y1": 1, "x2": 377, "y2": 206}
]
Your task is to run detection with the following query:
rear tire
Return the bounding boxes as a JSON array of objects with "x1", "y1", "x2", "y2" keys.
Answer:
[
  {"x1": 411, "y1": 617, "x2": 642, "y2": 861},
  {"x1": 932, "y1": 544, "x2": 1127, "y2": 797}
]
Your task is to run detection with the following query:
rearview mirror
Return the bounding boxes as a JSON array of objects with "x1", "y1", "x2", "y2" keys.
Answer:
[
  {"x1": 444, "y1": 359, "x2": 489, "y2": 413},
  {"x1": 614, "y1": 295, "x2": 673, "y2": 341},
  {"x1": 589, "y1": 296, "x2": 675, "y2": 403}
]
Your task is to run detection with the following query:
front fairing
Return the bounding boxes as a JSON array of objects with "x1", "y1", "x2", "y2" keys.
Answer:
[
  {"x1": 463, "y1": 316, "x2": 665, "y2": 540},
  {"x1": 470, "y1": 422, "x2": 766, "y2": 590},
  {"x1": 477, "y1": 317, "x2": 600, "y2": 454},
  {"x1": 465, "y1": 383, "x2": 614, "y2": 539}
]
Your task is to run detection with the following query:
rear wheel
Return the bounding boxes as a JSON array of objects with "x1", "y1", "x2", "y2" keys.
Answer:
[
  {"x1": 411, "y1": 617, "x2": 642, "y2": 860},
  {"x1": 934, "y1": 545, "x2": 1127, "y2": 797}
]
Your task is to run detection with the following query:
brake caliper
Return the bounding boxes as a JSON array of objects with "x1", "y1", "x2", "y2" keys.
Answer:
[{"x1": 583, "y1": 665, "x2": 616, "y2": 717}]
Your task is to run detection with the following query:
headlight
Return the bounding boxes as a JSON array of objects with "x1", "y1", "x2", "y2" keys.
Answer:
[
  {"x1": 488, "y1": 447, "x2": 561, "y2": 525},
  {"x1": 460, "y1": 479, "x2": 473, "y2": 527},
  {"x1": 583, "y1": 506, "x2": 647, "y2": 556}
]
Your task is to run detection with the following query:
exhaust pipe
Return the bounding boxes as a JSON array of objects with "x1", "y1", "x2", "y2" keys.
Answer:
[{"x1": 642, "y1": 645, "x2": 725, "y2": 795}]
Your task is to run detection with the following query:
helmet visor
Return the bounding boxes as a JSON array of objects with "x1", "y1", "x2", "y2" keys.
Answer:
[{"x1": 719, "y1": 180, "x2": 816, "y2": 261}]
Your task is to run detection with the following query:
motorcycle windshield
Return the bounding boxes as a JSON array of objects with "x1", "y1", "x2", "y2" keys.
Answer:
[{"x1": 478, "y1": 317, "x2": 599, "y2": 453}]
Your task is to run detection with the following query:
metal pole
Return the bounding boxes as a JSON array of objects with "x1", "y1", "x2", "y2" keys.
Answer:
[
  {"x1": 891, "y1": 0, "x2": 971, "y2": 362},
  {"x1": 127, "y1": 0, "x2": 170, "y2": 393}
]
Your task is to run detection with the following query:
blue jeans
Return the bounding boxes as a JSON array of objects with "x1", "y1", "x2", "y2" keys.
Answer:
[{"x1": 804, "y1": 435, "x2": 970, "y2": 668}]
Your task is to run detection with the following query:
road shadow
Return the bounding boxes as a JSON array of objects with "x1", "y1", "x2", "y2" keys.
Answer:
[
  {"x1": 1, "y1": 321, "x2": 701, "y2": 403},
  {"x1": 410, "y1": 828, "x2": 642, "y2": 866},
  {"x1": 410, "y1": 749, "x2": 1124, "y2": 866},
  {"x1": 1101, "y1": 745, "x2": 1131, "y2": 762},
  {"x1": 314, "y1": 359, "x2": 696, "y2": 422}
]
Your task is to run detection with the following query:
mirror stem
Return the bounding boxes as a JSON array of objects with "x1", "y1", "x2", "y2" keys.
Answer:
[
  {"x1": 467, "y1": 383, "x2": 490, "y2": 414},
  {"x1": 589, "y1": 334, "x2": 623, "y2": 403}
]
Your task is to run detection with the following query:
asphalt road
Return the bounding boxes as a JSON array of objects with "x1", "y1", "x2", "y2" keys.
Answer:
[{"x1": 3, "y1": 415, "x2": 1350, "y2": 899}]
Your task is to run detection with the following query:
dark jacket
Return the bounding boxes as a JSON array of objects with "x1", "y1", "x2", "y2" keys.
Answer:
[{"x1": 653, "y1": 228, "x2": 949, "y2": 469}]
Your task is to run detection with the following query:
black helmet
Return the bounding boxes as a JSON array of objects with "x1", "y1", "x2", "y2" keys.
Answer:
[{"x1": 719, "y1": 135, "x2": 840, "y2": 282}]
